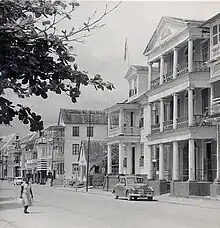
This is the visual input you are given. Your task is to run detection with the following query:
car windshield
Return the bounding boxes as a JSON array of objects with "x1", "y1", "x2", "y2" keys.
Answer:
[{"x1": 126, "y1": 177, "x2": 145, "y2": 184}]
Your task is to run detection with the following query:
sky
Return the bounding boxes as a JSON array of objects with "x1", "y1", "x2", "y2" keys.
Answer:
[{"x1": 1, "y1": 0, "x2": 220, "y2": 137}]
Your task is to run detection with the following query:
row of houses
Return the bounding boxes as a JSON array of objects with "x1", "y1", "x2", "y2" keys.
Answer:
[
  {"x1": 0, "y1": 109, "x2": 109, "y2": 185},
  {"x1": 1, "y1": 13, "x2": 220, "y2": 197}
]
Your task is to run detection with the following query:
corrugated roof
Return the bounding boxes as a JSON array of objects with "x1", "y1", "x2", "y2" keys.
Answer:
[
  {"x1": 59, "y1": 109, "x2": 107, "y2": 125},
  {"x1": 79, "y1": 140, "x2": 107, "y2": 163}
]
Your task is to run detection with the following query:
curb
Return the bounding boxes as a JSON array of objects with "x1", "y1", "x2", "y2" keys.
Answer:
[{"x1": 53, "y1": 186, "x2": 112, "y2": 197}]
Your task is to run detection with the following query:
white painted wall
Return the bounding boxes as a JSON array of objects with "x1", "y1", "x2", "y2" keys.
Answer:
[{"x1": 64, "y1": 124, "x2": 107, "y2": 180}]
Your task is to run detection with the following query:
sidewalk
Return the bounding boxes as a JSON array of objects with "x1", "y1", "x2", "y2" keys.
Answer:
[{"x1": 51, "y1": 185, "x2": 220, "y2": 209}]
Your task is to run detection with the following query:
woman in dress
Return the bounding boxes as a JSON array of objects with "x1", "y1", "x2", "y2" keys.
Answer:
[{"x1": 20, "y1": 178, "x2": 33, "y2": 214}]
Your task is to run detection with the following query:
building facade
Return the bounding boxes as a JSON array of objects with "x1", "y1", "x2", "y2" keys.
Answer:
[
  {"x1": 58, "y1": 109, "x2": 108, "y2": 182},
  {"x1": 0, "y1": 133, "x2": 20, "y2": 180},
  {"x1": 106, "y1": 17, "x2": 217, "y2": 196},
  {"x1": 201, "y1": 13, "x2": 220, "y2": 197}
]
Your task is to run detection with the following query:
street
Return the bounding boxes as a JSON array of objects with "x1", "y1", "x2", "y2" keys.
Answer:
[{"x1": 1, "y1": 182, "x2": 220, "y2": 228}]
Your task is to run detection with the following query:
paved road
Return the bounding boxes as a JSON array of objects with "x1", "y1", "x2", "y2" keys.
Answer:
[{"x1": 1, "y1": 182, "x2": 220, "y2": 228}]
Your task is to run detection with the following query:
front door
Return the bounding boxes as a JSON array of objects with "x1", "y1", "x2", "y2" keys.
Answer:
[{"x1": 132, "y1": 147, "x2": 135, "y2": 174}]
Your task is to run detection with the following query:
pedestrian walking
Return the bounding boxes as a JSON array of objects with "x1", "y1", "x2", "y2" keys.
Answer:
[{"x1": 20, "y1": 178, "x2": 33, "y2": 214}]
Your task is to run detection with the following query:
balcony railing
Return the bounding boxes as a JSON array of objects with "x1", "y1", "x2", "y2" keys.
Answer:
[
  {"x1": 151, "y1": 123, "x2": 160, "y2": 133},
  {"x1": 193, "y1": 61, "x2": 209, "y2": 72},
  {"x1": 193, "y1": 114, "x2": 213, "y2": 127},
  {"x1": 163, "y1": 71, "x2": 173, "y2": 83},
  {"x1": 163, "y1": 120, "x2": 173, "y2": 131},
  {"x1": 177, "y1": 64, "x2": 188, "y2": 78},
  {"x1": 151, "y1": 78, "x2": 160, "y2": 89},
  {"x1": 108, "y1": 126, "x2": 140, "y2": 137},
  {"x1": 177, "y1": 116, "x2": 188, "y2": 128},
  {"x1": 209, "y1": 101, "x2": 220, "y2": 117}
]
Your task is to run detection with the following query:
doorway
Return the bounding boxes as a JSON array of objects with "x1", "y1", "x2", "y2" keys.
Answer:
[
  {"x1": 132, "y1": 147, "x2": 135, "y2": 174},
  {"x1": 130, "y1": 112, "x2": 134, "y2": 127},
  {"x1": 206, "y1": 143, "x2": 213, "y2": 182}
]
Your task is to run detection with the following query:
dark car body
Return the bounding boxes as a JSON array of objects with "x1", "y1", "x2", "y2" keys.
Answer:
[{"x1": 112, "y1": 175, "x2": 154, "y2": 201}]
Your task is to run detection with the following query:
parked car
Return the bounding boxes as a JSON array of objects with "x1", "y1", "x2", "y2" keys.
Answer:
[
  {"x1": 13, "y1": 177, "x2": 23, "y2": 185},
  {"x1": 112, "y1": 175, "x2": 154, "y2": 201}
]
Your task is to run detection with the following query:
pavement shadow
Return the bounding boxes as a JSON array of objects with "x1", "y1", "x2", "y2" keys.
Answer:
[
  {"x1": 0, "y1": 202, "x2": 22, "y2": 211},
  {"x1": 119, "y1": 198, "x2": 158, "y2": 203}
]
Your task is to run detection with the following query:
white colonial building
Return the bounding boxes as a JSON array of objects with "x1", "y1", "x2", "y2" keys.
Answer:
[
  {"x1": 106, "y1": 17, "x2": 217, "y2": 196},
  {"x1": 201, "y1": 13, "x2": 220, "y2": 197},
  {"x1": 58, "y1": 109, "x2": 108, "y2": 182}
]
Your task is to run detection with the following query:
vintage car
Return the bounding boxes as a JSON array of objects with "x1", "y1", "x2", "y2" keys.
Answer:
[{"x1": 112, "y1": 175, "x2": 154, "y2": 201}]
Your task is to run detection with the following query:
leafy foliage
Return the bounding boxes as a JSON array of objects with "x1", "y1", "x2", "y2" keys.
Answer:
[
  {"x1": 96, "y1": 144, "x2": 119, "y2": 169},
  {"x1": 0, "y1": 0, "x2": 121, "y2": 131}
]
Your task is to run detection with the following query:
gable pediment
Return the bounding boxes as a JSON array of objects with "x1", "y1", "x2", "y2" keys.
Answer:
[
  {"x1": 145, "y1": 17, "x2": 188, "y2": 54},
  {"x1": 124, "y1": 66, "x2": 138, "y2": 79}
]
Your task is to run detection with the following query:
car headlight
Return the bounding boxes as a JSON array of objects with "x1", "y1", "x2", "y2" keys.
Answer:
[{"x1": 130, "y1": 187, "x2": 137, "y2": 193}]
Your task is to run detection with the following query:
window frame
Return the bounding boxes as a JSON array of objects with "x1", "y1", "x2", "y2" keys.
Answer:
[
  {"x1": 72, "y1": 144, "x2": 80, "y2": 155},
  {"x1": 212, "y1": 24, "x2": 220, "y2": 47},
  {"x1": 72, "y1": 163, "x2": 79, "y2": 174},
  {"x1": 72, "y1": 126, "x2": 79, "y2": 137}
]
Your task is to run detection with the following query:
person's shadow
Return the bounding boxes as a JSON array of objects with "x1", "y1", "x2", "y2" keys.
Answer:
[{"x1": 30, "y1": 211, "x2": 44, "y2": 214}]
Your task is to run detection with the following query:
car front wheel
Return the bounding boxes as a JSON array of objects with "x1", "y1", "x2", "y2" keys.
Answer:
[
  {"x1": 147, "y1": 197, "x2": 153, "y2": 201},
  {"x1": 126, "y1": 191, "x2": 132, "y2": 201},
  {"x1": 114, "y1": 194, "x2": 119, "y2": 199}
]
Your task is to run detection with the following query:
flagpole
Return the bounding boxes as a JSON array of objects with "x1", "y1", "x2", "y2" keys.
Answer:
[{"x1": 124, "y1": 37, "x2": 129, "y2": 66}]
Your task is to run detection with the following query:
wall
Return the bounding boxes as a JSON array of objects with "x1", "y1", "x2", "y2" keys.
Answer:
[{"x1": 64, "y1": 124, "x2": 107, "y2": 180}]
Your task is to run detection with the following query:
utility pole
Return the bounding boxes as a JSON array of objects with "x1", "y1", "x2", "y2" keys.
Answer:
[
  {"x1": 50, "y1": 134, "x2": 55, "y2": 187},
  {"x1": 86, "y1": 111, "x2": 92, "y2": 192},
  {"x1": 1, "y1": 152, "x2": 3, "y2": 180}
]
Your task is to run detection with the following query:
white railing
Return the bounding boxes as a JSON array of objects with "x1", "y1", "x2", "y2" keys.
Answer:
[
  {"x1": 27, "y1": 159, "x2": 37, "y2": 164},
  {"x1": 163, "y1": 71, "x2": 173, "y2": 83},
  {"x1": 177, "y1": 116, "x2": 188, "y2": 128},
  {"x1": 109, "y1": 127, "x2": 120, "y2": 137},
  {"x1": 163, "y1": 120, "x2": 173, "y2": 131},
  {"x1": 123, "y1": 127, "x2": 140, "y2": 136},
  {"x1": 151, "y1": 78, "x2": 160, "y2": 89},
  {"x1": 151, "y1": 124, "x2": 160, "y2": 133},
  {"x1": 108, "y1": 127, "x2": 140, "y2": 137},
  {"x1": 193, "y1": 61, "x2": 209, "y2": 72},
  {"x1": 177, "y1": 64, "x2": 188, "y2": 78},
  {"x1": 210, "y1": 102, "x2": 220, "y2": 116}
]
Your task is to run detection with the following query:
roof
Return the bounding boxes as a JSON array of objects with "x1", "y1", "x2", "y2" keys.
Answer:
[
  {"x1": 165, "y1": 16, "x2": 204, "y2": 24},
  {"x1": 132, "y1": 65, "x2": 148, "y2": 72},
  {"x1": 58, "y1": 109, "x2": 108, "y2": 125},
  {"x1": 78, "y1": 140, "x2": 107, "y2": 163},
  {"x1": 19, "y1": 132, "x2": 38, "y2": 145},
  {"x1": 200, "y1": 13, "x2": 220, "y2": 27},
  {"x1": 0, "y1": 133, "x2": 18, "y2": 151},
  {"x1": 143, "y1": 16, "x2": 204, "y2": 55}
]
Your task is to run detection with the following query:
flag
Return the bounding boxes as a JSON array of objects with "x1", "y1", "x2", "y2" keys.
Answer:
[{"x1": 124, "y1": 37, "x2": 128, "y2": 62}]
